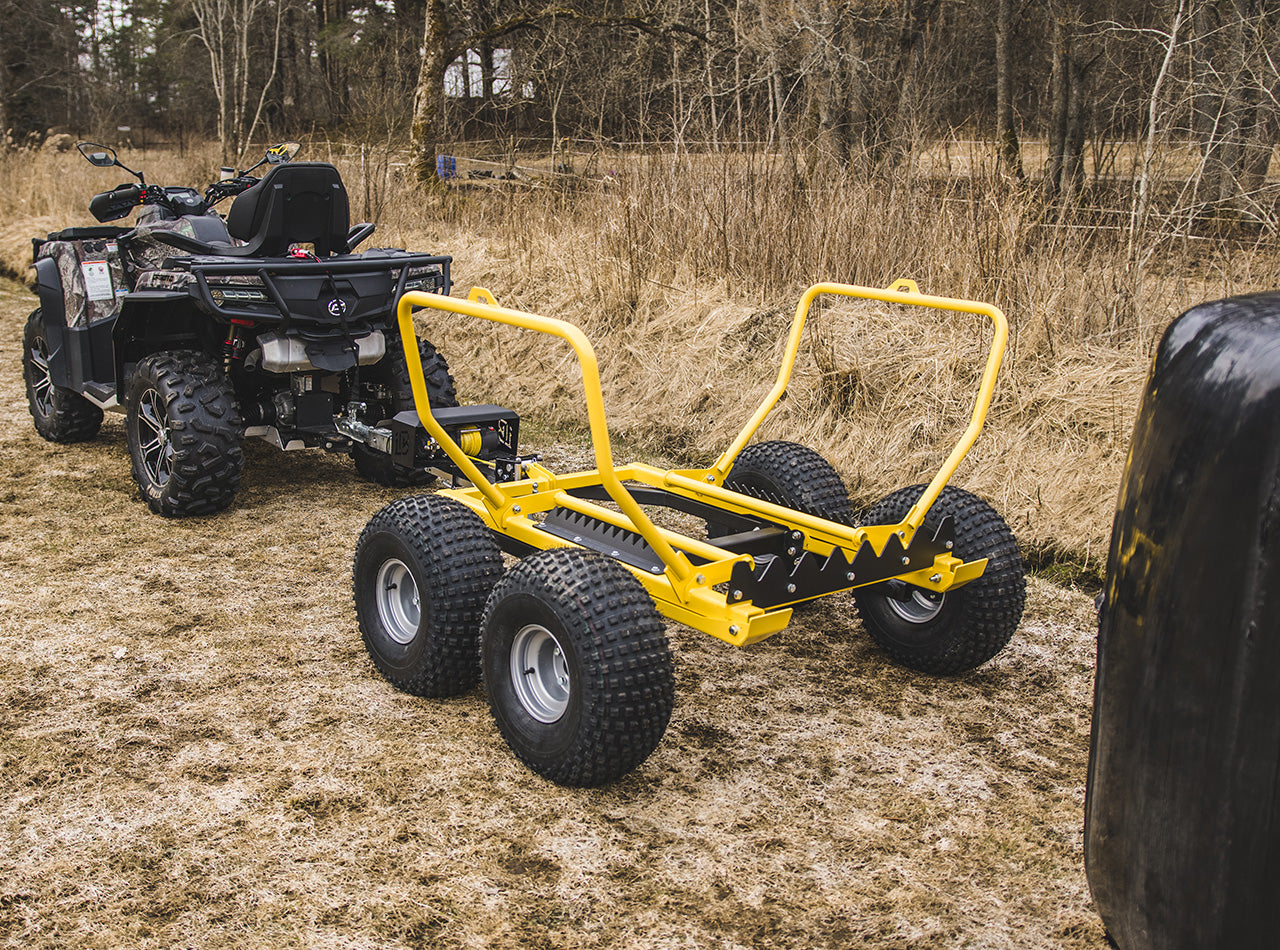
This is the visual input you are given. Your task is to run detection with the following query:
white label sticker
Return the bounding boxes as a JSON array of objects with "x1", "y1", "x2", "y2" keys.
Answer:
[{"x1": 80, "y1": 261, "x2": 115, "y2": 302}]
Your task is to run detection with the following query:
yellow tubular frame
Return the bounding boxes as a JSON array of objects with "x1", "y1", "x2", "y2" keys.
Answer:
[
  {"x1": 706, "y1": 278, "x2": 1009, "y2": 532},
  {"x1": 394, "y1": 279, "x2": 1007, "y2": 647}
]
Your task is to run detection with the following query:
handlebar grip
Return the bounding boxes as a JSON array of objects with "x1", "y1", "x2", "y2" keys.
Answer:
[{"x1": 88, "y1": 183, "x2": 145, "y2": 223}]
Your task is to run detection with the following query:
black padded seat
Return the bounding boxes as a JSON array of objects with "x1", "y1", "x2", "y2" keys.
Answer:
[{"x1": 223, "y1": 162, "x2": 352, "y2": 257}]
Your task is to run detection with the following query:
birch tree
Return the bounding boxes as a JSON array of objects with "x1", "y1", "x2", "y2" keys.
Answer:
[{"x1": 190, "y1": 0, "x2": 286, "y2": 162}]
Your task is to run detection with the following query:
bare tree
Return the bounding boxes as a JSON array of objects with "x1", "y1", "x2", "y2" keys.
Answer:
[
  {"x1": 1190, "y1": 0, "x2": 1279, "y2": 217},
  {"x1": 408, "y1": 2, "x2": 703, "y2": 182},
  {"x1": 1131, "y1": 0, "x2": 1187, "y2": 257},
  {"x1": 994, "y1": 0, "x2": 1023, "y2": 177},
  {"x1": 190, "y1": 0, "x2": 286, "y2": 162}
]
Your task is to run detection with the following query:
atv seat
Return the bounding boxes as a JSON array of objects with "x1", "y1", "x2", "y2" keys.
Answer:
[{"x1": 222, "y1": 162, "x2": 353, "y2": 257}]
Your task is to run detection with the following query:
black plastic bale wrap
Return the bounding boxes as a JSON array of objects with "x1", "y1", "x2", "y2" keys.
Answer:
[{"x1": 1086, "y1": 292, "x2": 1280, "y2": 949}]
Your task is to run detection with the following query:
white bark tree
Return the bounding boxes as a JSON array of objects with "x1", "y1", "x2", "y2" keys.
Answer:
[{"x1": 190, "y1": 0, "x2": 285, "y2": 163}]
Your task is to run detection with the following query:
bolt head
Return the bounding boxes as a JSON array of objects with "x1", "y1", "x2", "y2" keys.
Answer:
[
  {"x1": 695, "y1": 573, "x2": 705, "y2": 584},
  {"x1": 512, "y1": 504, "x2": 522, "y2": 513},
  {"x1": 706, "y1": 474, "x2": 716, "y2": 482},
  {"x1": 846, "y1": 571, "x2": 855, "y2": 581},
  {"x1": 786, "y1": 546, "x2": 797, "y2": 556},
  {"x1": 786, "y1": 583, "x2": 797, "y2": 594},
  {"x1": 901, "y1": 556, "x2": 910, "y2": 566},
  {"x1": 728, "y1": 624, "x2": 739, "y2": 635},
  {"x1": 945, "y1": 540, "x2": 954, "y2": 550},
  {"x1": 930, "y1": 573, "x2": 942, "y2": 583},
  {"x1": 731, "y1": 589, "x2": 742, "y2": 600}
]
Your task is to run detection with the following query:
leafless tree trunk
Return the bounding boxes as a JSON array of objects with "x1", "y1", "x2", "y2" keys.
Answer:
[
  {"x1": 1045, "y1": 12, "x2": 1069, "y2": 194},
  {"x1": 0, "y1": 59, "x2": 8, "y2": 148},
  {"x1": 191, "y1": 0, "x2": 285, "y2": 162},
  {"x1": 995, "y1": 0, "x2": 1023, "y2": 177},
  {"x1": 1045, "y1": 2, "x2": 1093, "y2": 199},
  {"x1": 812, "y1": 0, "x2": 852, "y2": 164},
  {"x1": 1131, "y1": 0, "x2": 1186, "y2": 258},
  {"x1": 409, "y1": 0, "x2": 449, "y2": 182}
]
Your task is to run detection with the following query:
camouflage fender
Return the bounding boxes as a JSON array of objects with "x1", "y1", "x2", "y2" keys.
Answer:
[{"x1": 35, "y1": 238, "x2": 127, "y2": 327}]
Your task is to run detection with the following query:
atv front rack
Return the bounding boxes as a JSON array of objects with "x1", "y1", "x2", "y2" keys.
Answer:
[{"x1": 395, "y1": 281, "x2": 1007, "y2": 646}]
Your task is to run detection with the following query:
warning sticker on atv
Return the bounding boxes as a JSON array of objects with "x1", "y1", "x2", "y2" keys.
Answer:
[{"x1": 80, "y1": 261, "x2": 115, "y2": 301}]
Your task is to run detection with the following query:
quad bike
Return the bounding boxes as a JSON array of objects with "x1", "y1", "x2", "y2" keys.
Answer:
[
  {"x1": 351, "y1": 280, "x2": 1027, "y2": 787},
  {"x1": 22, "y1": 141, "x2": 455, "y2": 516}
]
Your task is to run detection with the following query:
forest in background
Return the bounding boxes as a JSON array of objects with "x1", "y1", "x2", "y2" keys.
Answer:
[{"x1": 2, "y1": 1, "x2": 1279, "y2": 222}]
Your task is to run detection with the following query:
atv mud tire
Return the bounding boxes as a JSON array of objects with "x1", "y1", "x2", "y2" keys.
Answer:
[
  {"x1": 22, "y1": 309, "x2": 103, "y2": 443},
  {"x1": 853, "y1": 484, "x2": 1025, "y2": 674},
  {"x1": 125, "y1": 350, "x2": 244, "y2": 517},
  {"x1": 710, "y1": 440, "x2": 855, "y2": 538}
]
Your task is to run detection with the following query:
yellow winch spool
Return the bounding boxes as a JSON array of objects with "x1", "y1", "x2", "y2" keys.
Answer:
[{"x1": 458, "y1": 427, "x2": 483, "y2": 456}]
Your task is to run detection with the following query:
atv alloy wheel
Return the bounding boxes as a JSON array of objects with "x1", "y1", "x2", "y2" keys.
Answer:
[
  {"x1": 125, "y1": 350, "x2": 244, "y2": 517},
  {"x1": 353, "y1": 335, "x2": 458, "y2": 487},
  {"x1": 22, "y1": 309, "x2": 103, "y2": 443},
  {"x1": 481, "y1": 548, "x2": 675, "y2": 787},
  {"x1": 853, "y1": 484, "x2": 1025, "y2": 674},
  {"x1": 352, "y1": 494, "x2": 504, "y2": 696}
]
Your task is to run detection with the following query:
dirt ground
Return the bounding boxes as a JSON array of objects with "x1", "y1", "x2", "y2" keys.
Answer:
[{"x1": 0, "y1": 277, "x2": 1109, "y2": 949}]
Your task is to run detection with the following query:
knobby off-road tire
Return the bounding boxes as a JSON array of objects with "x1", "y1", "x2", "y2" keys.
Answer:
[
  {"x1": 853, "y1": 485, "x2": 1025, "y2": 675},
  {"x1": 125, "y1": 350, "x2": 244, "y2": 517},
  {"x1": 353, "y1": 495, "x2": 504, "y2": 697},
  {"x1": 710, "y1": 440, "x2": 856, "y2": 535},
  {"x1": 482, "y1": 548, "x2": 675, "y2": 787},
  {"x1": 353, "y1": 334, "x2": 458, "y2": 488},
  {"x1": 22, "y1": 309, "x2": 103, "y2": 442}
]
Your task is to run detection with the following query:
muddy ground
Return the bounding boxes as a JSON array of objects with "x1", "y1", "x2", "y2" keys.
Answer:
[{"x1": 0, "y1": 278, "x2": 1108, "y2": 949}]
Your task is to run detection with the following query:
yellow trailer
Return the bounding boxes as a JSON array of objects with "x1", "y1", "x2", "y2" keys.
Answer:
[{"x1": 351, "y1": 280, "x2": 1025, "y2": 786}]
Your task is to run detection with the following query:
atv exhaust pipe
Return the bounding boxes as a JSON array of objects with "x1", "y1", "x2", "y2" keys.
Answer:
[{"x1": 257, "y1": 329, "x2": 386, "y2": 374}]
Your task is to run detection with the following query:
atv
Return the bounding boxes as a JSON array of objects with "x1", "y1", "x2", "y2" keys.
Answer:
[{"x1": 22, "y1": 141, "x2": 456, "y2": 516}]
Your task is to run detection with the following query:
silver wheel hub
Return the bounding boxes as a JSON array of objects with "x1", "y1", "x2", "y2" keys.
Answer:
[
  {"x1": 510, "y1": 624, "x2": 570, "y2": 723},
  {"x1": 887, "y1": 586, "x2": 946, "y2": 623},
  {"x1": 375, "y1": 558, "x2": 421, "y2": 644},
  {"x1": 29, "y1": 339, "x2": 54, "y2": 415},
  {"x1": 136, "y1": 388, "x2": 175, "y2": 486}
]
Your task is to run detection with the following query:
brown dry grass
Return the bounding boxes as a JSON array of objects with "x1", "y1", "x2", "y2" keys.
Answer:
[
  {"x1": 4, "y1": 142, "x2": 1274, "y2": 943},
  {"x1": 0, "y1": 274, "x2": 1107, "y2": 948},
  {"x1": 7, "y1": 143, "x2": 1279, "y2": 573}
]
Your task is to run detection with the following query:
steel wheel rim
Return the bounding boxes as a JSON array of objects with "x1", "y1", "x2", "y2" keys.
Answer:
[
  {"x1": 375, "y1": 558, "x2": 420, "y2": 645},
  {"x1": 136, "y1": 388, "x2": 175, "y2": 486},
  {"x1": 887, "y1": 586, "x2": 946, "y2": 623},
  {"x1": 29, "y1": 337, "x2": 54, "y2": 416},
  {"x1": 510, "y1": 624, "x2": 570, "y2": 723}
]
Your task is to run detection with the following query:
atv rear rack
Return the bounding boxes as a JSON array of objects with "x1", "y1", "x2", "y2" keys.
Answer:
[
  {"x1": 178, "y1": 252, "x2": 452, "y2": 328},
  {"x1": 394, "y1": 280, "x2": 1007, "y2": 647}
]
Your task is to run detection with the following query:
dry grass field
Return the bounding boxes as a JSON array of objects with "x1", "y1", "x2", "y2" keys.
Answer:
[
  {"x1": 0, "y1": 269, "x2": 1108, "y2": 948},
  {"x1": 6, "y1": 143, "x2": 1273, "y2": 569},
  {"x1": 4, "y1": 139, "x2": 1277, "y2": 948}
]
